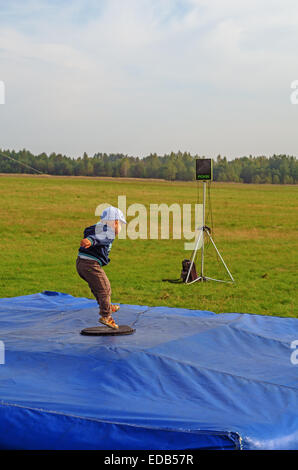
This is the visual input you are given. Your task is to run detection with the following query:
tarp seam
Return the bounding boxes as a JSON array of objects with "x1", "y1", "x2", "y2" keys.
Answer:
[
  {"x1": 229, "y1": 324, "x2": 298, "y2": 346},
  {"x1": 140, "y1": 350, "x2": 298, "y2": 392}
]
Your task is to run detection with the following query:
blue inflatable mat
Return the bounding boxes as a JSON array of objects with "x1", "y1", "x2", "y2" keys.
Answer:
[{"x1": 0, "y1": 291, "x2": 297, "y2": 450}]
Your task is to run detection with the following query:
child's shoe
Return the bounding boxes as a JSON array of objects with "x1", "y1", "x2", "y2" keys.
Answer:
[
  {"x1": 110, "y1": 304, "x2": 120, "y2": 313},
  {"x1": 99, "y1": 315, "x2": 119, "y2": 329}
]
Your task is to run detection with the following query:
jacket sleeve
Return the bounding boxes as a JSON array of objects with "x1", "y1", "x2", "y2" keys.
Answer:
[
  {"x1": 85, "y1": 234, "x2": 111, "y2": 246},
  {"x1": 84, "y1": 224, "x2": 114, "y2": 246}
]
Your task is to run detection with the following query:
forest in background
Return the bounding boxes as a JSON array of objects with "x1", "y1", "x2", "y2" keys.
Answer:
[{"x1": 0, "y1": 149, "x2": 297, "y2": 184}]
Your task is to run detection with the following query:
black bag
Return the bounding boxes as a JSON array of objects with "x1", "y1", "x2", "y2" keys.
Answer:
[
  {"x1": 162, "y1": 259, "x2": 198, "y2": 283},
  {"x1": 181, "y1": 259, "x2": 198, "y2": 283}
]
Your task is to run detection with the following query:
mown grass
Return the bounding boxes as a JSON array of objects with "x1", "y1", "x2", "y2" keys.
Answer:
[{"x1": 0, "y1": 175, "x2": 297, "y2": 317}]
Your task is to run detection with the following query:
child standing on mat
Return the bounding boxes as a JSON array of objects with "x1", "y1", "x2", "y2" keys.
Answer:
[{"x1": 76, "y1": 206, "x2": 127, "y2": 329}]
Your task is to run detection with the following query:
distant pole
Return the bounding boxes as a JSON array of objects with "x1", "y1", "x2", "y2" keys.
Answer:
[{"x1": 0, "y1": 152, "x2": 44, "y2": 174}]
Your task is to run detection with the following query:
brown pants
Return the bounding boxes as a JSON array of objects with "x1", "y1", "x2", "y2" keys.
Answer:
[{"x1": 76, "y1": 257, "x2": 111, "y2": 317}]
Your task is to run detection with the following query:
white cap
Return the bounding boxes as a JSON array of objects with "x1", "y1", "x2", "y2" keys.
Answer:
[{"x1": 100, "y1": 206, "x2": 127, "y2": 224}]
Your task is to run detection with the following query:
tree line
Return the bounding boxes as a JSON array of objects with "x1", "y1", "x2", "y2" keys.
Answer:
[{"x1": 0, "y1": 149, "x2": 297, "y2": 184}]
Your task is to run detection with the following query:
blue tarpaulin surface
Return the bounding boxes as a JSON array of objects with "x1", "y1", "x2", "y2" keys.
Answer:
[{"x1": 0, "y1": 291, "x2": 297, "y2": 450}]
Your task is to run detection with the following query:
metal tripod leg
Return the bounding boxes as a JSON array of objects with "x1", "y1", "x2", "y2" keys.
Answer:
[
  {"x1": 185, "y1": 228, "x2": 203, "y2": 284},
  {"x1": 204, "y1": 229, "x2": 235, "y2": 283},
  {"x1": 185, "y1": 228, "x2": 235, "y2": 285}
]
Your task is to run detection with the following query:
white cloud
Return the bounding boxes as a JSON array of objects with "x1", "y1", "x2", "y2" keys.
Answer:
[{"x1": 0, "y1": 28, "x2": 95, "y2": 71}]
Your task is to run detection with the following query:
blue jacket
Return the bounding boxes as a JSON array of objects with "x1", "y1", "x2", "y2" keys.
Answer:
[{"x1": 78, "y1": 223, "x2": 115, "y2": 266}]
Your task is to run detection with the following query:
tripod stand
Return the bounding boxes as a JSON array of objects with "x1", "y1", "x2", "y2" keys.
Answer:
[{"x1": 185, "y1": 181, "x2": 235, "y2": 284}]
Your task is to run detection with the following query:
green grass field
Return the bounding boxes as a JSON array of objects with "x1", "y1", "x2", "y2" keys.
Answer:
[{"x1": 0, "y1": 174, "x2": 297, "y2": 318}]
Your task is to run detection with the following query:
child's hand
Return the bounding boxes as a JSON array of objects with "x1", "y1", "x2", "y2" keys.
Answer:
[{"x1": 80, "y1": 238, "x2": 91, "y2": 248}]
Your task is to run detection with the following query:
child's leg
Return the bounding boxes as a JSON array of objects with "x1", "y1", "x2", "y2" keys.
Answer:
[{"x1": 76, "y1": 257, "x2": 111, "y2": 317}]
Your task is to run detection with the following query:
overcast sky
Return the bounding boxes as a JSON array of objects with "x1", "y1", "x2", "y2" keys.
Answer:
[{"x1": 0, "y1": 0, "x2": 297, "y2": 159}]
